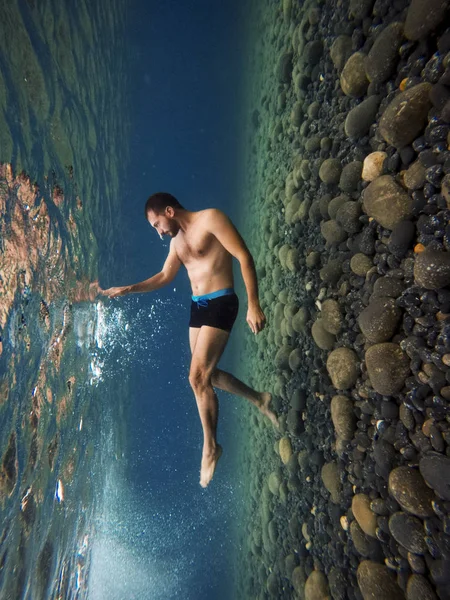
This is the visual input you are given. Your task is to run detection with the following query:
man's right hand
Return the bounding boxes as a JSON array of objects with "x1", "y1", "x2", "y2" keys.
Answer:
[{"x1": 101, "y1": 285, "x2": 132, "y2": 298}]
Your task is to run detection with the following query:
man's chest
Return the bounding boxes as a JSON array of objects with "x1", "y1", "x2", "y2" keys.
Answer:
[{"x1": 175, "y1": 230, "x2": 217, "y2": 263}]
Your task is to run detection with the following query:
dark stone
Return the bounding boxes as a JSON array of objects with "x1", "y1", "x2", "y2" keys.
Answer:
[
  {"x1": 345, "y1": 95, "x2": 381, "y2": 138},
  {"x1": 373, "y1": 439, "x2": 396, "y2": 480},
  {"x1": 414, "y1": 249, "x2": 450, "y2": 289},
  {"x1": 372, "y1": 277, "x2": 404, "y2": 298},
  {"x1": 366, "y1": 343, "x2": 410, "y2": 395},
  {"x1": 405, "y1": 0, "x2": 450, "y2": 41},
  {"x1": 277, "y1": 52, "x2": 293, "y2": 83},
  {"x1": 358, "y1": 297, "x2": 402, "y2": 343},
  {"x1": 388, "y1": 221, "x2": 416, "y2": 257},
  {"x1": 340, "y1": 161, "x2": 363, "y2": 193},
  {"x1": 419, "y1": 453, "x2": 450, "y2": 501},
  {"x1": 366, "y1": 22, "x2": 404, "y2": 84},
  {"x1": 389, "y1": 512, "x2": 427, "y2": 554},
  {"x1": 379, "y1": 83, "x2": 433, "y2": 148}
]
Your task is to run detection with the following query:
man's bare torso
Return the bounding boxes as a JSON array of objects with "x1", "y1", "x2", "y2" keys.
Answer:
[{"x1": 173, "y1": 210, "x2": 234, "y2": 296}]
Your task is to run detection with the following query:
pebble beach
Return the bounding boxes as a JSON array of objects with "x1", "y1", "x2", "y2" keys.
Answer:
[{"x1": 233, "y1": 0, "x2": 450, "y2": 598}]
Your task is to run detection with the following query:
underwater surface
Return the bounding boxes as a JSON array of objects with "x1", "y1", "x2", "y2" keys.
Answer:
[{"x1": 2, "y1": 0, "x2": 450, "y2": 599}]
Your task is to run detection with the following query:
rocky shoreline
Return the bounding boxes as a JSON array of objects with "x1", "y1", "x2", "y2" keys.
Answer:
[{"x1": 235, "y1": 1, "x2": 450, "y2": 599}]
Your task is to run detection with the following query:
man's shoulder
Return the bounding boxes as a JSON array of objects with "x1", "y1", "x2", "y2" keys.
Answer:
[{"x1": 198, "y1": 208, "x2": 227, "y2": 223}]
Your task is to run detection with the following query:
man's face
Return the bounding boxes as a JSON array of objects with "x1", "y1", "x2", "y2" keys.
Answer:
[{"x1": 147, "y1": 208, "x2": 179, "y2": 238}]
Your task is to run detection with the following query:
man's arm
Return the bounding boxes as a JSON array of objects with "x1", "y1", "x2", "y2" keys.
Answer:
[
  {"x1": 206, "y1": 209, "x2": 265, "y2": 333},
  {"x1": 102, "y1": 239, "x2": 181, "y2": 298}
]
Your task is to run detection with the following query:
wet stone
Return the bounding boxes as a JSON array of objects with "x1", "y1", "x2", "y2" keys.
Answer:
[
  {"x1": 330, "y1": 35, "x2": 353, "y2": 72},
  {"x1": 414, "y1": 248, "x2": 450, "y2": 289},
  {"x1": 404, "y1": 0, "x2": 450, "y2": 41},
  {"x1": 339, "y1": 161, "x2": 363, "y2": 194},
  {"x1": 352, "y1": 493, "x2": 378, "y2": 538},
  {"x1": 404, "y1": 161, "x2": 427, "y2": 190},
  {"x1": 357, "y1": 561, "x2": 405, "y2": 600},
  {"x1": 321, "y1": 462, "x2": 341, "y2": 503},
  {"x1": 345, "y1": 95, "x2": 380, "y2": 139},
  {"x1": 350, "y1": 520, "x2": 381, "y2": 559},
  {"x1": 286, "y1": 408, "x2": 304, "y2": 437},
  {"x1": 327, "y1": 347, "x2": 359, "y2": 390},
  {"x1": 304, "y1": 570, "x2": 329, "y2": 600},
  {"x1": 419, "y1": 453, "x2": 450, "y2": 501},
  {"x1": 389, "y1": 466, "x2": 434, "y2": 518},
  {"x1": 365, "y1": 343, "x2": 410, "y2": 395},
  {"x1": 312, "y1": 319, "x2": 335, "y2": 350},
  {"x1": 358, "y1": 297, "x2": 402, "y2": 343},
  {"x1": 365, "y1": 22, "x2": 404, "y2": 84},
  {"x1": 350, "y1": 253, "x2": 373, "y2": 276},
  {"x1": 363, "y1": 175, "x2": 414, "y2": 230},
  {"x1": 389, "y1": 512, "x2": 427, "y2": 554},
  {"x1": 372, "y1": 276, "x2": 405, "y2": 299},
  {"x1": 321, "y1": 299, "x2": 342, "y2": 335},
  {"x1": 321, "y1": 219, "x2": 347, "y2": 245},
  {"x1": 379, "y1": 83, "x2": 433, "y2": 149},
  {"x1": 319, "y1": 158, "x2": 342, "y2": 185},
  {"x1": 388, "y1": 221, "x2": 416, "y2": 257},
  {"x1": 277, "y1": 52, "x2": 293, "y2": 83},
  {"x1": 374, "y1": 438, "x2": 396, "y2": 480},
  {"x1": 362, "y1": 151, "x2": 387, "y2": 182},
  {"x1": 340, "y1": 51, "x2": 369, "y2": 98},
  {"x1": 331, "y1": 395, "x2": 355, "y2": 440},
  {"x1": 406, "y1": 574, "x2": 438, "y2": 600}
]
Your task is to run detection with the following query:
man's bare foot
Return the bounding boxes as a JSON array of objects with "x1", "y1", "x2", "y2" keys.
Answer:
[
  {"x1": 258, "y1": 392, "x2": 279, "y2": 428},
  {"x1": 200, "y1": 445, "x2": 223, "y2": 488}
]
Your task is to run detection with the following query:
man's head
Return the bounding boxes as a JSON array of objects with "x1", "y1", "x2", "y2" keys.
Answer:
[{"x1": 144, "y1": 192, "x2": 184, "y2": 238}]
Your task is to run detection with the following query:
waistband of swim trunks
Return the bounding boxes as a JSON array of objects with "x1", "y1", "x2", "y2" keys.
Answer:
[{"x1": 191, "y1": 287, "x2": 235, "y2": 302}]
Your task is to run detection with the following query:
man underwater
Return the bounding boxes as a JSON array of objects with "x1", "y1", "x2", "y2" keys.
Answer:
[{"x1": 102, "y1": 192, "x2": 278, "y2": 487}]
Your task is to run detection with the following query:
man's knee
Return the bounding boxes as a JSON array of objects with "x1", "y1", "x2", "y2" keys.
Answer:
[{"x1": 189, "y1": 367, "x2": 212, "y2": 392}]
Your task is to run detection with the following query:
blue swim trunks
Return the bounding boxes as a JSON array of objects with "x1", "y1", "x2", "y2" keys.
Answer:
[{"x1": 190, "y1": 288, "x2": 239, "y2": 332}]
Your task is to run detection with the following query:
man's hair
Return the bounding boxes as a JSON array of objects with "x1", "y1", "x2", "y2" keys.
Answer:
[{"x1": 144, "y1": 192, "x2": 184, "y2": 217}]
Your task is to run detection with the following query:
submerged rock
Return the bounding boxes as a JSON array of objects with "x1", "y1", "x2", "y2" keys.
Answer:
[
  {"x1": 414, "y1": 248, "x2": 450, "y2": 289},
  {"x1": 340, "y1": 51, "x2": 369, "y2": 97},
  {"x1": 321, "y1": 461, "x2": 341, "y2": 503},
  {"x1": 312, "y1": 319, "x2": 335, "y2": 350},
  {"x1": 345, "y1": 95, "x2": 380, "y2": 138},
  {"x1": 388, "y1": 466, "x2": 434, "y2": 518},
  {"x1": 352, "y1": 493, "x2": 378, "y2": 538},
  {"x1": 419, "y1": 453, "x2": 450, "y2": 501},
  {"x1": 331, "y1": 395, "x2": 355, "y2": 440},
  {"x1": 305, "y1": 570, "x2": 329, "y2": 600},
  {"x1": 406, "y1": 574, "x2": 439, "y2": 600},
  {"x1": 363, "y1": 175, "x2": 414, "y2": 230},
  {"x1": 321, "y1": 299, "x2": 342, "y2": 334},
  {"x1": 404, "y1": 0, "x2": 450, "y2": 41},
  {"x1": 279, "y1": 437, "x2": 293, "y2": 465},
  {"x1": 357, "y1": 561, "x2": 405, "y2": 600},
  {"x1": 379, "y1": 83, "x2": 432, "y2": 148},
  {"x1": 362, "y1": 151, "x2": 387, "y2": 181},
  {"x1": 365, "y1": 22, "x2": 403, "y2": 84},
  {"x1": 365, "y1": 343, "x2": 410, "y2": 395},
  {"x1": 327, "y1": 347, "x2": 359, "y2": 389},
  {"x1": 330, "y1": 35, "x2": 353, "y2": 72},
  {"x1": 350, "y1": 520, "x2": 381, "y2": 559},
  {"x1": 319, "y1": 158, "x2": 342, "y2": 184},
  {"x1": 358, "y1": 297, "x2": 402, "y2": 343},
  {"x1": 389, "y1": 512, "x2": 427, "y2": 554}
]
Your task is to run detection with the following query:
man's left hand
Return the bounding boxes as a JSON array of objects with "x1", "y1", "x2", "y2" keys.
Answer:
[{"x1": 247, "y1": 304, "x2": 266, "y2": 334}]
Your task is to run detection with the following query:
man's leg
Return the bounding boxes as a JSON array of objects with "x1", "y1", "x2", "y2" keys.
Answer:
[
  {"x1": 211, "y1": 369, "x2": 278, "y2": 427},
  {"x1": 189, "y1": 328, "x2": 278, "y2": 427},
  {"x1": 188, "y1": 326, "x2": 230, "y2": 488}
]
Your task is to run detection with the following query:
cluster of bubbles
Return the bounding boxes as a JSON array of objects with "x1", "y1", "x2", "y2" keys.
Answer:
[{"x1": 73, "y1": 296, "x2": 185, "y2": 386}]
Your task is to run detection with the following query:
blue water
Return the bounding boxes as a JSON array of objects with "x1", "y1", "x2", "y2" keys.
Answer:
[{"x1": 0, "y1": 1, "x2": 250, "y2": 598}]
